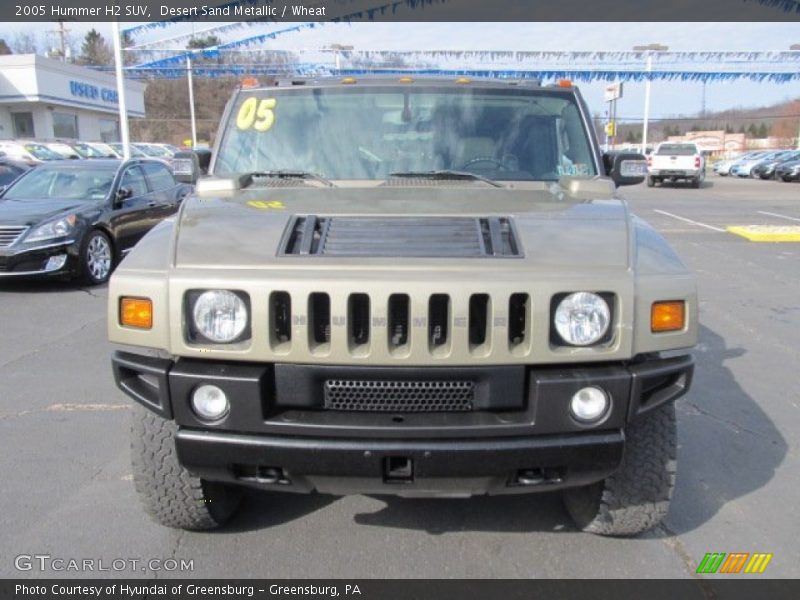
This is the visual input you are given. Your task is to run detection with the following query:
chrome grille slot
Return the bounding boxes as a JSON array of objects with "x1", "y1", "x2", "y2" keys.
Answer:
[
  {"x1": 509, "y1": 293, "x2": 529, "y2": 348},
  {"x1": 0, "y1": 226, "x2": 28, "y2": 248},
  {"x1": 469, "y1": 294, "x2": 490, "y2": 348},
  {"x1": 428, "y1": 294, "x2": 450, "y2": 353},
  {"x1": 308, "y1": 293, "x2": 331, "y2": 352},
  {"x1": 269, "y1": 291, "x2": 292, "y2": 349},
  {"x1": 324, "y1": 379, "x2": 474, "y2": 412},
  {"x1": 348, "y1": 293, "x2": 370, "y2": 352},
  {"x1": 388, "y1": 294, "x2": 410, "y2": 353}
]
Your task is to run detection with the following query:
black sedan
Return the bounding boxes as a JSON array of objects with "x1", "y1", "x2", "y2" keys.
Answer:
[
  {"x1": 751, "y1": 150, "x2": 800, "y2": 180},
  {"x1": 775, "y1": 159, "x2": 800, "y2": 182},
  {"x1": 0, "y1": 159, "x2": 191, "y2": 284}
]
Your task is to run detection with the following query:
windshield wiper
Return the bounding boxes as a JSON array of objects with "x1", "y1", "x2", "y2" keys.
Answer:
[
  {"x1": 387, "y1": 170, "x2": 504, "y2": 188},
  {"x1": 246, "y1": 170, "x2": 335, "y2": 187}
]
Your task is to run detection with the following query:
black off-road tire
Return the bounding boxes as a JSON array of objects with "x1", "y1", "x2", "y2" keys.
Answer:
[
  {"x1": 691, "y1": 177, "x2": 701, "y2": 189},
  {"x1": 131, "y1": 405, "x2": 242, "y2": 530},
  {"x1": 563, "y1": 402, "x2": 677, "y2": 536},
  {"x1": 646, "y1": 176, "x2": 655, "y2": 188}
]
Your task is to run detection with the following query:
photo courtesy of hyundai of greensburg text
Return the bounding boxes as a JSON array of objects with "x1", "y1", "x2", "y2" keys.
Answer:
[{"x1": 0, "y1": 1, "x2": 799, "y2": 599}]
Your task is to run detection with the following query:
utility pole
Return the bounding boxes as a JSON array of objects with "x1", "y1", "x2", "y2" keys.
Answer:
[
  {"x1": 50, "y1": 20, "x2": 69, "y2": 62},
  {"x1": 633, "y1": 44, "x2": 669, "y2": 154},
  {"x1": 187, "y1": 57, "x2": 198, "y2": 149},
  {"x1": 111, "y1": 21, "x2": 131, "y2": 159}
]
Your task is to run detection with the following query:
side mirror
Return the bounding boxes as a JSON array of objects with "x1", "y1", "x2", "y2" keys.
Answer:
[
  {"x1": 115, "y1": 187, "x2": 133, "y2": 205},
  {"x1": 195, "y1": 149, "x2": 212, "y2": 175},
  {"x1": 604, "y1": 152, "x2": 648, "y2": 187},
  {"x1": 172, "y1": 151, "x2": 200, "y2": 185}
]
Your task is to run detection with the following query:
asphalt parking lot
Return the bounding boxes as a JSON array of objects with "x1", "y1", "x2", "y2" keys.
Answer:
[{"x1": 1, "y1": 175, "x2": 798, "y2": 579}]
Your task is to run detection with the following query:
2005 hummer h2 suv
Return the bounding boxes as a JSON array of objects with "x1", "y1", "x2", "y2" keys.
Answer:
[{"x1": 109, "y1": 77, "x2": 696, "y2": 536}]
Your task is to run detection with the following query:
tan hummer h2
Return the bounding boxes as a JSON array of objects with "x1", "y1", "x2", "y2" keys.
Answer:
[{"x1": 109, "y1": 77, "x2": 696, "y2": 536}]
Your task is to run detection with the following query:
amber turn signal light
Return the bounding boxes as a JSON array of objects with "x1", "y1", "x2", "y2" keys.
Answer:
[
  {"x1": 120, "y1": 297, "x2": 153, "y2": 330},
  {"x1": 651, "y1": 301, "x2": 685, "y2": 333}
]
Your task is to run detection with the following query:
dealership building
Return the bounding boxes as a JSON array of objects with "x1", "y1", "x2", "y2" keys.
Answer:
[{"x1": 0, "y1": 54, "x2": 145, "y2": 142}]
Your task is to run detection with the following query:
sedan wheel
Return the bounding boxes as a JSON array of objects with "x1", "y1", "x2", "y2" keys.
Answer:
[{"x1": 81, "y1": 230, "x2": 114, "y2": 285}]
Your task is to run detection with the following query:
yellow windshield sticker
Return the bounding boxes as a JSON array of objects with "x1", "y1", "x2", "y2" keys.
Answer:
[
  {"x1": 237, "y1": 97, "x2": 277, "y2": 132},
  {"x1": 247, "y1": 200, "x2": 285, "y2": 210}
]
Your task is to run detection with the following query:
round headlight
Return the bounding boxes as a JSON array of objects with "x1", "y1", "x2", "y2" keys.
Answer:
[
  {"x1": 192, "y1": 290, "x2": 248, "y2": 343},
  {"x1": 554, "y1": 292, "x2": 611, "y2": 346}
]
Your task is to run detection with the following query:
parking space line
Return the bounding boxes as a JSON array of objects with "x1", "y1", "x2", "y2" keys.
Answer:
[
  {"x1": 653, "y1": 210, "x2": 726, "y2": 232},
  {"x1": 757, "y1": 211, "x2": 800, "y2": 223}
]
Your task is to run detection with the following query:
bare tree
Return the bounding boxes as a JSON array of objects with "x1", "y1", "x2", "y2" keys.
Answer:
[{"x1": 12, "y1": 32, "x2": 40, "y2": 54}]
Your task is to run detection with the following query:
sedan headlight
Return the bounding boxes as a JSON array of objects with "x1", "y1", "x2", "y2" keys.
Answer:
[
  {"x1": 190, "y1": 290, "x2": 249, "y2": 343},
  {"x1": 554, "y1": 292, "x2": 611, "y2": 346},
  {"x1": 25, "y1": 214, "x2": 76, "y2": 243}
]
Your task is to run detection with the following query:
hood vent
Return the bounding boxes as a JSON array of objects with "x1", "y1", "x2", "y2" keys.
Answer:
[{"x1": 280, "y1": 216, "x2": 521, "y2": 258}]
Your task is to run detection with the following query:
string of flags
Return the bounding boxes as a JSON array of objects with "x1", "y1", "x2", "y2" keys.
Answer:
[{"x1": 104, "y1": 65, "x2": 800, "y2": 84}]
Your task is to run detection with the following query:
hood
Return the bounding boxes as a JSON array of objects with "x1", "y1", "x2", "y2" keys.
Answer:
[
  {"x1": 173, "y1": 185, "x2": 632, "y2": 273},
  {"x1": 0, "y1": 198, "x2": 89, "y2": 227}
]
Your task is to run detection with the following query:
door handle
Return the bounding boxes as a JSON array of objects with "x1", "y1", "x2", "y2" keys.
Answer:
[{"x1": 147, "y1": 201, "x2": 158, "y2": 207}]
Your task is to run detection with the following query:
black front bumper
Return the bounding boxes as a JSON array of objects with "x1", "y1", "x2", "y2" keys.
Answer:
[
  {"x1": 0, "y1": 240, "x2": 79, "y2": 278},
  {"x1": 113, "y1": 352, "x2": 693, "y2": 496}
]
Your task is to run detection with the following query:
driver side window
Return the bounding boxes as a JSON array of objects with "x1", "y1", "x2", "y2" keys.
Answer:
[{"x1": 120, "y1": 166, "x2": 148, "y2": 197}]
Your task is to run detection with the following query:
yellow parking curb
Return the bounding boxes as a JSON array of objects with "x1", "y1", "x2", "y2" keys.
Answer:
[{"x1": 727, "y1": 225, "x2": 800, "y2": 242}]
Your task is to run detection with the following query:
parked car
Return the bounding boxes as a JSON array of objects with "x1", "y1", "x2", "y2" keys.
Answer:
[
  {"x1": 775, "y1": 159, "x2": 800, "y2": 182},
  {"x1": 110, "y1": 143, "x2": 148, "y2": 158},
  {"x1": 41, "y1": 141, "x2": 83, "y2": 160},
  {"x1": 730, "y1": 150, "x2": 788, "y2": 178},
  {"x1": 0, "y1": 141, "x2": 62, "y2": 164},
  {"x1": 68, "y1": 141, "x2": 118, "y2": 159},
  {"x1": 87, "y1": 142, "x2": 123, "y2": 158},
  {"x1": 154, "y1": 143, "x2": 182, "y2": 157},
  {"x1": 0, "y1": 159, "x2": 192, "y2": 284},
  {"x1": 751, "y1": 150, "x2": 800, "y2": 180},
  {"x1": 134, "y1": 143, "x2": 181, "y2": 158},
  {"x1": 714, "y1": 152, "x2": 751, "y2": 176},
  {"x1": 647, "y1": 142, "x2": 705, "y2": 187},
  {"x1": 0, "y1": 157, "x2": 32, "y2": 191}
]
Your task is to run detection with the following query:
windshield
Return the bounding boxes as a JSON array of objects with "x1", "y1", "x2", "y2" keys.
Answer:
[
  {"x1": 135, "y1": 144, "x2": 171, "y2": 158},
  {"x1": 72, "y1": 143, "x2": 109, "y2": 158},
  {"x1": 4, "y1": 166, "x2": 115, "y2": 201},
  {"x1": 656, "y1": 144, "x2": 697, "y2": 156},
  {"x1": 111, "y1": 144, "x2": 147, "y2": 158},
  {"x1": 24, "y1": 144, "x2": 62, "y2": 161},
  {"x1": 215, "y1": 86, "x2": 598, "y2": 181}
]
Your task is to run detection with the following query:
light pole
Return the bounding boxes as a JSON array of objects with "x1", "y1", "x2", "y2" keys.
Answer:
[
  {"x1": 111, "y1": 21, "x2": 131, "y2": 160},
  {"x1": 324, "y1": 44, "x2": 354, "y2": 71},
  {"x1": 793, "y1": 45, "x2": 800, "y2": 149},
  {"x1": 633, "y1": 44, "x2": 669, "y2": 154}
]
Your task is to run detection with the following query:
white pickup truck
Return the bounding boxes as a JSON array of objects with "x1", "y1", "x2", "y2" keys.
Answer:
[{"x1": 647, "y1": 142, "x2": 705, "y2": 188}]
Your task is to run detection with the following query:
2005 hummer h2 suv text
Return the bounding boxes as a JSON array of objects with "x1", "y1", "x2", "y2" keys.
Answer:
[{"x1": 109, "y1": 77, "x2": 696, "y2": 536}]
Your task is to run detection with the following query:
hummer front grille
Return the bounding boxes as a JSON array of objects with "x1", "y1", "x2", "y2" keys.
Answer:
[{"x1": 259, "y1": 290, "x2": 533, "y2": 360}]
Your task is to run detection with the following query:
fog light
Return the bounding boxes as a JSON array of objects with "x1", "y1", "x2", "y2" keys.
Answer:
[
  {"x1": 191, "y1": 385, "x2": 229, "y2": 420},
  {"x1": 570, "y1": 386, "x2": 609, "y2": 423},
  {"x1": 44, "y1": 254, "x2": 67, "y2": 272}
]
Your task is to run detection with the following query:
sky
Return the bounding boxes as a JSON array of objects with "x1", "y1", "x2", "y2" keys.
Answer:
[{"x1": 1, "y1": 21, "x2": 799, "y2": 120}]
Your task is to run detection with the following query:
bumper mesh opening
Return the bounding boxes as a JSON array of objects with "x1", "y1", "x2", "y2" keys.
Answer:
[{"x1": 324, "y1": 379, "x2": 474, "y2": 412}]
